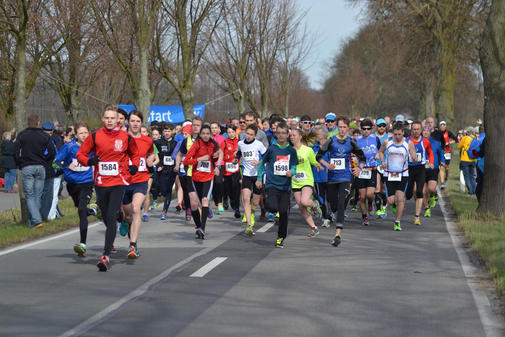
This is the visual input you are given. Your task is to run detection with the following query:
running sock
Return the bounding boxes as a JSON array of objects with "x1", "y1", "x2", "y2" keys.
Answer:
[
  {"x1": 129, "y1": 241, "x2": 137, "y2": 247},
  {"x1": 191, "y1": 210, "x2": 201, "y2": 228},
  {"x1": 362, "y1": 213, "x2": 367, "y2": 219},
  {"x1": 201, "y1": 207, "x2": 209, "y2": 231}
]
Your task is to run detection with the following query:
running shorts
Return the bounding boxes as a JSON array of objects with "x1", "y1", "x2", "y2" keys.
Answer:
[
  {"x1": 385, "y1": 176, "x2": 408, "y2": 197},
  {"x1": 241, "y1": 175, "x2": 261, "y2": 195},
  {"x1": 355, "y1": 169, "x2": 378, "y2": 190},
  {"x1": 122, "y1": 181, "x2": 148, "y2": 205},
  {"x1": 425, "y1": 169, "x2": 439, "y2": 182}
]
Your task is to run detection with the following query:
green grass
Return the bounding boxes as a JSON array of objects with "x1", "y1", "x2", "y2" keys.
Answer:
[
  {"x1": 0, "y1": 196, "x2": 96, "y2": 249},
  {"x1": 446, "y1": 156, "x2": 505, "y2": 295}
]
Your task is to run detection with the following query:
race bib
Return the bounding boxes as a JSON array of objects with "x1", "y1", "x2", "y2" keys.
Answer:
[
  {"x1": 197, "y1": 160, "x2": 211, "y2": 173},
  {"x1": 179, "y1": 164, "x2": 186, "y2": 174},
  {"x1": 71, "y1": 158, "x2": 89, "y2": 172},
  {"x1": 273, "y1": 161, "x2": 289, "y2": 176},
  {"x1": 98, "y1": 161, "x2": 118, "y2": 176},
  {"x1": 225, "y1": 162, "x2": 239, "y2": 172},
  {"x1": 444, "y1": 153, "x2": 451, "y2": 160},
  {"x1": 138, "y1": 157, "x2": 147, "y2": 172},
  {"x1": 163, "y1": 156, "x2": 174, "y2": 166},
  {"x1": 416, "y1": 153, "x2": 422, "y2": 162},
  {"x1": 242, "y1": 150, "x2": 257, "y2": 162},
  {"x1": 377, "y1": 165, "x2": 384, "y2": 174},
  {"x1": 388, "y1": 172, "x2": 401, "y2": 181},
  {"x1": 293, "y1": 170, "x2": 306, "y2": 182},
  {"x1": 330, "y1": 158, "x2": 345, "y2": 170},
  {"x1": 358, "y1": 169, "x2": 372, "y2": 180}
]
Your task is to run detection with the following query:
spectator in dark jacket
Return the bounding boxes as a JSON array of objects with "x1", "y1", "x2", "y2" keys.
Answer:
[
  {"x1": 15, "y1": 114, "x2": 55, "y2": 228},
  {"x1": 1, "y1": 131, "x2": 17, "y2": 192},
  {"x1": 40, "y1": 122, "x2": 58, "y2": 221}
]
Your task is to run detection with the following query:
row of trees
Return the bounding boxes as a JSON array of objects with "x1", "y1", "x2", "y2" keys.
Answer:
[
  {"x1": 0, "y1": 0, "x2": 315, "y2": 130},
  {"x1": 320, "y1": 0, "x2": 487, "y2": 129}
]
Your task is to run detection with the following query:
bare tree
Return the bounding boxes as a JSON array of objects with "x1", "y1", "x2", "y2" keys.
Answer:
[
  {"x1": 90, "y1": 0, "x2": 160, "y2": 119},
  {"x1": 153, "y1": 0, "x2": 223, "y2": 119},
  {"x1": 44, "y1": 0, "x2": 100, "y2": 123},
  {"x1": 478, "y1": 0, "x2": 505, "y2": 216},
  {"x1": 205, "y1": 0, "x2": 255, "y2": 115}
]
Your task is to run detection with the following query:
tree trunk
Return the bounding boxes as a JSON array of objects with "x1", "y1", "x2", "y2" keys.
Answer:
[
  {"x1": 14, "y1": 34, "x2": 30, "y2": 224},
  {"x1": 137, "y1": 45, "x2": 151, "y2": 120},
  {"x1": 436, "y1": 43, "x2": 456, "y2": 124},
  {"x1": 423, "y1": 72, "x2": 437, "y2": 119},
  {"x1": 181, "y1": 89, "x2": 195, "y2": 120},
  {"x1": 477, "y1": 0, "x2": 505, "y2": 216}
]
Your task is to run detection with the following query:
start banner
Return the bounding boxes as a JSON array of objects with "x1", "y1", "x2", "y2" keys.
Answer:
[{"x1": 118, "y1": 104, "x2": 205, "y2": 124}]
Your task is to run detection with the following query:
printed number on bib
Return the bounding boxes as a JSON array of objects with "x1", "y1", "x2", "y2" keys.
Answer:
[
  {"x1": 416, "y1": 153, "x2": 422, "y2": 162},
  {"x1": 163, "y1": 156, "x2": 174, "y2": 166},
  {"x1": 330, "y1": 158, "x2": 345, "y2": 170},
  {"x1": 358, "y1": 169, "x2": 372, "y2": 180},
  {"x1": 225, "y1": 162, "x2": 239, "y2": 172},
  {"x1": 388, "y1": 172, "x2": 401, "y2": 182},
  {"x1": 242, "y1": 151, "x2": 256, "y2": 162},
  {"x1": 71, "y1": 158, "x2": 89, "y2": 172},
  {"x1": 197, "y1": 160, "x2": 211, "y2": 173},
  {"x1": 273, "y1": 155, "x2": 290, "y2": 176},
  {"x1": 293, "y1": 171, "x2": 306, "y2": 182},
  {"x1": 138, "y1": 157, "x2": 147, "y2": 172},
  {"x1": 444, "y1": 153, "x2": 451, "y2": 160},
  {"x1": 99, "y1": 161, "x2": 118, "y2": 176},
  {"x1": 179, "y1": 164, "x2": 186, "y2": 174}
]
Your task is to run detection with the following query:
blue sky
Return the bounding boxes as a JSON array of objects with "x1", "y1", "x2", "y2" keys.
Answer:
[{"x1": 296, "y1": 0, "x2": 365, "y2": 89}]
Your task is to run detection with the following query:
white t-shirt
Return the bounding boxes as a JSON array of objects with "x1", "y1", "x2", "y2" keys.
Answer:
[{"x1": 237, "y1": 139, "x2": 267, "y2": 177}]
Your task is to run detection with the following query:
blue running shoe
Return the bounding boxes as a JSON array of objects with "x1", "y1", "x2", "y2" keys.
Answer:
[
  {"x1": 119, "y1": 221, "x2": 129, "y2": 237},
  {"x1": 142, "y1": 214, "x2": 149, "y2": 222},
  {"x1": 267, "y1": 213, "x2": 274, "y2": 222}
]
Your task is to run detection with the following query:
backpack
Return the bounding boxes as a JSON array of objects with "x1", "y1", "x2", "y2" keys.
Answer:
[{"x1": 466, "y1": 135, "x2": 483, "y2": 159}]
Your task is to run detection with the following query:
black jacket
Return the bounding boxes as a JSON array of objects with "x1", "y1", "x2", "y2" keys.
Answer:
[
  {"x1": 14, "y1": 128, "x2": 55, "y2": 169},
  {"x1": 1, "y1": 140, "x2": 17, "y2": 169}
]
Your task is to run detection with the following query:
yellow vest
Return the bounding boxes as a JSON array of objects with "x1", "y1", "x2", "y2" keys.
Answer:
[{"x1": 186, "y1": 137, "x2": 194, "y2": 176}]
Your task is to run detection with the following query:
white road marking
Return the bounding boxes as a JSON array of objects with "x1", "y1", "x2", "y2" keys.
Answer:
[
  {"x1": 0, "y1": 222, "x2": 101, "y2": 257},
  {"x1": 190, "y1": 257, "x2": 228, "y2": 277},
  {"x1": 59, "y1": 247, "x2": 217, "y2": 337},
  {"x1": 438, "y1": 190, "x2": 505, "y2": 337},
  {"x1": 256, "y1": 222, "x2": 274, "y2": 233}
]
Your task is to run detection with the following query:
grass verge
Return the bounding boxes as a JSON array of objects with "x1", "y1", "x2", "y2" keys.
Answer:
[
  {"x1": 0, "y1": 196, "x2": 96, "y2": 249},
  {"x1": 446, "y1": 156, "x2": 505, "y2": 295}
]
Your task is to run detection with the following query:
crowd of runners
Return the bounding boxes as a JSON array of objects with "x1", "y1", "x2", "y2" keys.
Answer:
[{"x1": 42, "y1": 106, "x2": 478, "y2": 272}]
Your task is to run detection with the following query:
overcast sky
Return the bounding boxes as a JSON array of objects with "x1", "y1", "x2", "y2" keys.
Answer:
[{"x1": 296, "y1": 0, "x2": 365, "y2": 90}]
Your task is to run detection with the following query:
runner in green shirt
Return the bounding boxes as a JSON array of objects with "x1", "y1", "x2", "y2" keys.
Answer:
[{"x1": 290, "y1": 129, "x2": 324, "y2": 238}]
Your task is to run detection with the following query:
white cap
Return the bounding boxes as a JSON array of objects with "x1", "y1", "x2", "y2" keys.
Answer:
[
  {"x1": 395, "y1": 114, "x2": 405, "y2": 122},
  {"x1": 439, "y1": 121, "x2": 446, "y2": 125}
]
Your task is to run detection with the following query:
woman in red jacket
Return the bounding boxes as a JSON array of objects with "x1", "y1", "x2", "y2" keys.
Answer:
[
  {"x1": 183, "y1": 125, "x2": 223, "y2": 239},
  {"x1": 77, "y1": 105, "x2": 139, "y2": 272},
  {"x1": 222, "y1": 124, "x2": 241, "y2": 219}
]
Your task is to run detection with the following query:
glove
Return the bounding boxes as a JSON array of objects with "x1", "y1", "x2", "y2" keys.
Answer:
[
  {"x1": 87, "y1": 156, "x2": 100, "y2": 166},
  {"x1": 128, "y1": 165, "x2": 138, "y2": 175}
]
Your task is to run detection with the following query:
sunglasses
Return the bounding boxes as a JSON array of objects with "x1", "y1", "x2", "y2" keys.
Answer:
[
  {"x1": 325, "y1": 120, "x2": 335, "y2": 123},
  {"x1": 301, "y1": 121, "x2": 312, "y2": 124},
  {"x1": 239, "y1": 121, "x2": 246, "y2": 124},
  {"x1": 361, "y1": 127, "x2": 372, "y2": 131},
  {"x1": 377, "y1": 124, "x2": 386, "y2": 127}
]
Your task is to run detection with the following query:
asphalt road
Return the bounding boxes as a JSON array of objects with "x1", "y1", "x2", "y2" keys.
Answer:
[{"x1": 1, "y1": 196, "x2": 503, "y2": 337}]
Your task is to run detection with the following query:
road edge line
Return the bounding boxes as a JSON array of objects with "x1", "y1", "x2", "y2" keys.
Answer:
[{"x1": 438, "y1": 189, "x2": 505, "y2": 337}]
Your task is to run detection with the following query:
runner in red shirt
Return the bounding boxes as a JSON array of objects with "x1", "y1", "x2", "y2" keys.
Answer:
[
  {"x1": 121, "y1": 110, "x2": 157, "y2": 259},
  {"x1": 222, "y1": 124, "x2": 241, "y2": 219},
  {"x1": 77, "y1": 105, "x2": 140, "y2": 271},
  {"x1": 183, "y1": 125, "x2": 223, "y2": 239}
]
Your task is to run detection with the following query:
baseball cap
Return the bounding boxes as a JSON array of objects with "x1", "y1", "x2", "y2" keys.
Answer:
[
  {"x1": 439, "y1": 121, "x2": 447, "y2": 125},
  {"x1": 376, "y1": 118, "x2": 386, "y2": 126},
  {"x1": 465, "y1": 126, "x2": 474, "y2": 133},
  {"x1": 42, "y1": 122, "x2": 54, "y2": 131},
  {"x1": 325, "y1": 112, "x2": 336, "y2": 121},
  {"x1": 300, "y1": 115, "x2": 311, "y2": 122},
  {"x1": 395, "y1": 114, "x2": 405, "y2": 122}
]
